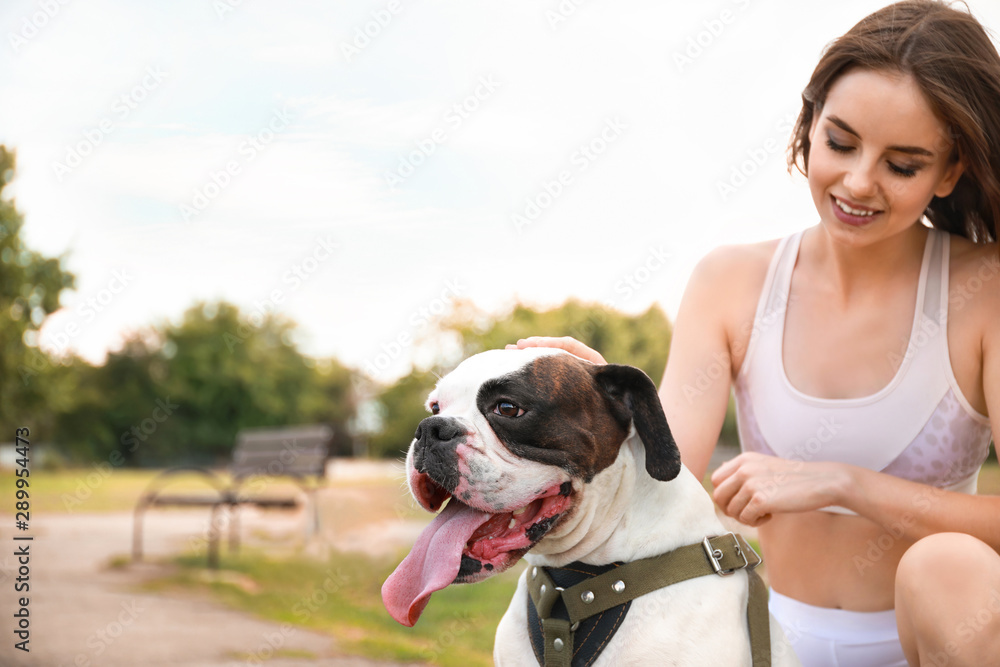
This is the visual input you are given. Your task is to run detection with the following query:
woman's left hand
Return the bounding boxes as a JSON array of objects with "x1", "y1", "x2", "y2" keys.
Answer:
[{"x1": 710, "y1": 452, "x2": 851, "y2": 526}]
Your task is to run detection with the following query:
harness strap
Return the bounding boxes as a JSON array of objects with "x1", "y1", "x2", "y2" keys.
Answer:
[
  {"x1": 526, "y1": 562, "x2": 631, "y2": 667},
  {"x1": 527, "y1": 533, "x2": 770, "y2": 666}
]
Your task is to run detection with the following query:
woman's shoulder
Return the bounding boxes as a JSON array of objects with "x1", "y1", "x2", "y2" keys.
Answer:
[
  {"x1": 683, "y1": 238, "x2": 785, "y2": 350},
  {"x1": 690, "y1": 237, "x2": 782, "y2": 290},
  {"x1": 947, "y1": 233, "x2": 1000, "y2": 316}
]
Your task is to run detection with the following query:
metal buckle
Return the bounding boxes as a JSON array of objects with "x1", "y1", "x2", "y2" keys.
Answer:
[{"x1": 702, "y1": 533, "x2": 748, "y2": 576}]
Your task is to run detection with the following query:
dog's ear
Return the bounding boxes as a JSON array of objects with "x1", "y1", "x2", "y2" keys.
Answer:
[{"x1": 588, "y1": 363, "x2": 681, "y2": 482}]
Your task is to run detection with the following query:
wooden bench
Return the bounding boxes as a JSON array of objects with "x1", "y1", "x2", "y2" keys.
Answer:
[{"x1": 131, "y1": 424, "x2": 332, "y2": 568}]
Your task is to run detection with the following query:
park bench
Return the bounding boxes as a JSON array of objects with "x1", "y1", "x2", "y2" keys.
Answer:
[{"x1": 131, "y1": 424, "x2": 332, "y2": 568}]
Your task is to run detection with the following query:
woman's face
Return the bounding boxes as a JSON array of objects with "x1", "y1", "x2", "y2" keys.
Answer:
[{"x1": 807, "y1": 68, "x2": 964, "y2": 245}]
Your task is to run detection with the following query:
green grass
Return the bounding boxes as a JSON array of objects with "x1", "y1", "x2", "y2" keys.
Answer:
[
  {"x1": 978, "y1": 460, "x2": 1000, "y2": 495},
  {"x1": 146, "y1": 548, "x2": 521, "y2": 667}
]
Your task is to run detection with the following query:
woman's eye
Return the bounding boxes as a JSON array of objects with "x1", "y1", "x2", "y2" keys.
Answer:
[
  {"x1": 825, "y1": 137, "x2": 853, "y2": 154},
  {"x1": 430, "y1": 402, "x2": 440, "y2": 415},
  {"x1": 493, "y1": 401, "x2": 525, "y2": 418},
  {"x1": 888, "y1": 162, "x2": 919, "y2": 178}
]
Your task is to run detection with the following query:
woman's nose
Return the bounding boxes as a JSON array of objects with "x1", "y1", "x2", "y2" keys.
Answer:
[{"x1": 843, "y1": 159, "x2": 879, "y2": 200}]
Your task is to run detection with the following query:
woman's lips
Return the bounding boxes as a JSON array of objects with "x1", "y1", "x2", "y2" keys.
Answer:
[{"x1": 831, "y1": 195, "x2": 882, "y2": 226}]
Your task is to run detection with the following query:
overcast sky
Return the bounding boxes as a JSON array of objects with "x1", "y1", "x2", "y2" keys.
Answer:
[{"x1": 2, "y1": 0, "x2": 999, "y2": 383}]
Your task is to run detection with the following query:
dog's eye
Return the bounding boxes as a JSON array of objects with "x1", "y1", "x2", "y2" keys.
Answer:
[
  {"x1": 493, "y1": 401, "x2": 524, "y2": 418},
  {"x1": 430, "y1": 402, "x2": 440, "y2": 415}
]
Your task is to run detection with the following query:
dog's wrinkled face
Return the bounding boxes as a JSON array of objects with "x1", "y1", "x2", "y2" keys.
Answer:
[{"x1": 382, "y1": 347, "x2": 680, "y2": 627}]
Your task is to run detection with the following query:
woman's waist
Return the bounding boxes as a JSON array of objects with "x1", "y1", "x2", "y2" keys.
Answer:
[{"x1": 758, "y1": 512, "x2": 913, "y2": 611}]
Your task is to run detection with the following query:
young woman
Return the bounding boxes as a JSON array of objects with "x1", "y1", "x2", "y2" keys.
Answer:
[{"x1": 513, "y1": 2, "x2": 1000, "y2": 665}]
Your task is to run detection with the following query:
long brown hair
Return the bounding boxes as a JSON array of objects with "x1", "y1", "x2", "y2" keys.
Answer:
[{"x1": 788, "y1": 0, "x2": 1000, "y2": 246}]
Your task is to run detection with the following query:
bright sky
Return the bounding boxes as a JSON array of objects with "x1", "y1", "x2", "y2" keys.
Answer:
[{"x1": 2, "y1": 0, "x2": 999, "y2": 383}]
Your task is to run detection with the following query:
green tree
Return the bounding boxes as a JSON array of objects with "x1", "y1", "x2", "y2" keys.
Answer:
[
  {"x1": 54, "y1": 301, "x2": 358, "y2": 465},
  {"x1": 440, "y1": 298, "x2": 672, "y2": 383},
  {"x1": 0, "y1": 146, "x2": 75, "y2": 435},
  {"x1": 53, "y1": 335, "x2": 162, "y2": 462}
]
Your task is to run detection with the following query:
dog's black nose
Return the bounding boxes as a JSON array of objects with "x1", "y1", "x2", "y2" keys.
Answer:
[
  {"x1": 412, "y1": 416, "x2": 464, "y2": 492},
  {"x1": 414, "y1": 416, "x2": 465, "y2": 445}
]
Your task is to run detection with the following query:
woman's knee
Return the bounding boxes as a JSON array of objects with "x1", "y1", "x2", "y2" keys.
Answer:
[
  {"x1": 895, "y1": 533, "x2": 1000, "y2": 666},
  {"x1": 896, "y1": 532, "x2": 998, "y2": 593}
]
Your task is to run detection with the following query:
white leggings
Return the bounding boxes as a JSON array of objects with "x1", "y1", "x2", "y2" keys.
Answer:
[{"x1": 769, "y1": 590, "x2": 909, "y2": 667}]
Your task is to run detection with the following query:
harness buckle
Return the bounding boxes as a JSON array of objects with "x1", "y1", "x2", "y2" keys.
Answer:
[{"x1": 702, "y1": 532, "x2": 749, "y2": 576}]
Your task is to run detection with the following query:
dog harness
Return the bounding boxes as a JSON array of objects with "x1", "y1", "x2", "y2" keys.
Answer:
[{"x1": 526, "y1": 532, "x2": 770, "y2": 666}]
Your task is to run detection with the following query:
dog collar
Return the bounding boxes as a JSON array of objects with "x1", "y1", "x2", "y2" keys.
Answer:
[{"x1": 526, "y1": 532, "x2": 771, "y2": 667}]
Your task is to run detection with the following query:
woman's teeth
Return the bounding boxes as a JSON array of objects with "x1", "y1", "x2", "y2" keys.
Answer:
[{"x1": 835, "y1": 197, "x2": 878, "y2": 217}]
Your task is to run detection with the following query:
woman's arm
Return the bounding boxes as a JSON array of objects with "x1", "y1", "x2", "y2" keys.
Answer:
[{"x1": 659, "y1": 247, "x2": 745, "y2": 481}]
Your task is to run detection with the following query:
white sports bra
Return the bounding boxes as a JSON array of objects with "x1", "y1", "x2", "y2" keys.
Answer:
[{"x1": 734, "y1": 228, "x2": 992, "y2": 514}]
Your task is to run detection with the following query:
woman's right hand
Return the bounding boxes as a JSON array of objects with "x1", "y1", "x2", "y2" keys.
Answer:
[{"x1": 506, "y1": 336, "x2": 607, "y2": 365}]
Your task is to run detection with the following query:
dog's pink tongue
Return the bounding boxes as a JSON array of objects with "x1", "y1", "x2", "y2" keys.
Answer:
[{"x1": 382, "y1": 499, "x2": 492, "y2": 626}]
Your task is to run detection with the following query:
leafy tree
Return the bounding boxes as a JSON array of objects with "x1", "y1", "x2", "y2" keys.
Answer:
[
  {"x1": 155, "y1": 301, "x2": 357, "y2": 464},
  {"x1": 439, "y1": 298, "x2": 672, "y2": 383},
  {"x1": 54, "y1": 301, "x2": 358, "y2": 466},
  {"x1": 0, "y1": 146, "x2": 75, "y2": 435},
  {"x1": 53, "y1": 335, "x2": 162, "y2": 462}
]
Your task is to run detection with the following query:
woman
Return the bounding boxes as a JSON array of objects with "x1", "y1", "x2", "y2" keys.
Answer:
[{"x1": 513, "y1": 1, "x2": 1000, "y2": 665}]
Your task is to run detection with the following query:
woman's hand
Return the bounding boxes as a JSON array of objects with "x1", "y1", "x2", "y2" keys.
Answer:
[
  {"x1": 506, "y1": 336, "x2": 607, "y2": 365},
  {"x1": 710, "y1": 452, "x2": 852, "y2": 526}
]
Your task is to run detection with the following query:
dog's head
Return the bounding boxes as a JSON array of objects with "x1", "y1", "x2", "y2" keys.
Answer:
[{"x1": 382, "y1": 347, "x2": 680, "y2": 626}]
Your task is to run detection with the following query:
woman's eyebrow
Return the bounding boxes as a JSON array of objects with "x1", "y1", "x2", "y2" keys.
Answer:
[{"x1": 827, "y1": 115, "x2": 935, "y2": 157}]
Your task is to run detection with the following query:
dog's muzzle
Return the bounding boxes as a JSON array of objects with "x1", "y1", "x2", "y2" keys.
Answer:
[{"x1": 412, "y1": 416, "x2": 466, "y2": 493}]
